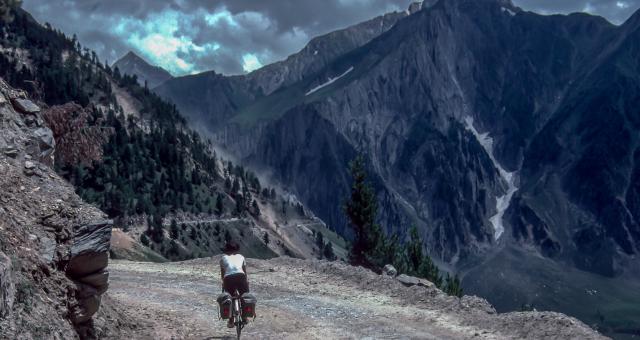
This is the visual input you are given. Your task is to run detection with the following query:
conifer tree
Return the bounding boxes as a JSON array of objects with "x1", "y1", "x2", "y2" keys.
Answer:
[
  {"x1": 323, "y1": 242, "x2": 337, "y2": 261},
  {"x1": 444, "y1": 273, "x2": 463, "y2": 297},
  {"x1": 215, "y1": 194, "x2": 224, "y2": 215},
  {"x1": 170, "y1": 219, "x2": 179, "y2": 239},
  {"x1": 344, "y1": 155, "x2": 383, "y2": 269},
  {"x1": 252, "y1": 199, "x2": 260, "y2": 216}
]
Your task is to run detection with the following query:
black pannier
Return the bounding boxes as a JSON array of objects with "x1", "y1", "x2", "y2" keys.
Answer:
[
  {"x1": 241, "y1": 293, "x2": 257, "y2": 319},
  {"x1": 217, "y1": 293, "x2": 232, "y2": 320}
]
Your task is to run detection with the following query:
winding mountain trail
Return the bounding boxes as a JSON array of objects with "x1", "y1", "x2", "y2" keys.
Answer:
[{"x1": 106, "y1": 257, "x2": 604, "y2": 340}]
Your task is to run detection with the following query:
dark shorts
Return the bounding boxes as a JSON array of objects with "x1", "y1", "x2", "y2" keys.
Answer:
[{"x1": 223, "y1": 273, "x2": 249, "y2": 296}]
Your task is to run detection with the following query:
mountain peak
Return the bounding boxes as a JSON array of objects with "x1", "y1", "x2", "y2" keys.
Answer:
[
  {"x1": 122, "y1": 50, "x2": 142, "y2": 60},
  {"x1": 113, "y1": 51, "x2": 173, "y2": 88}
]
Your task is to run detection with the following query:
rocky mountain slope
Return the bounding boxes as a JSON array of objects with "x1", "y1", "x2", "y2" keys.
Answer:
[
  {"x1": 106, "y1": 256, "x2": 606, "y2": 339},
  {"x1": 153, "y1": 0, "x2": 640, "y2": 335},
  {"x1": 113, "y1": 51, "x2": 173, "y2": 89},
  {"x1": 0, "y1": 79, "x2": 133, "y2": 339}
]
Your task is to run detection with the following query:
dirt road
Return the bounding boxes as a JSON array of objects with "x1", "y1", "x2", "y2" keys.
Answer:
[{"x1": 106, "y1": 257, "x2": 605, "y2": 339}]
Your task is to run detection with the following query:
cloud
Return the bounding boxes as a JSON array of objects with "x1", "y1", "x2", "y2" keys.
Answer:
[
  {"x1": 21, "y1": 0, "x2": 640, "y2": 76},
  {"x1": 512, "y1": 0, "x2": 640, "y2": 24},
  {"x1": 21, "y1": 0, "x2": 408, "y2": 75}
]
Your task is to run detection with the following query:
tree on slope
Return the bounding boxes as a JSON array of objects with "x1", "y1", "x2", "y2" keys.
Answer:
[{"x1": 344, "y1": 155, "x2": 383, "y2": 269}]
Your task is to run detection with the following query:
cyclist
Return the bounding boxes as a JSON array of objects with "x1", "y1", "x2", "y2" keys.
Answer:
[{"x1": 220, "y1": 241, "x2": 249, "y2": 328}]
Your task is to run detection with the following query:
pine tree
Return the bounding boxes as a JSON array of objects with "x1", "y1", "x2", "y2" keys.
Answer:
[
  {"x1": 140, "y1": 234, "x2": 150, "y2": 247},
  {"x1": 232, "y1": 177, "x2": 240, "y2": 195},
  {"x1": 263, "y1": 232, "x2": 270, "y2": 245},
  {"x1": 215, "y1": 194, "x2": 224, "y2": 215},
  {"x1": 444, "y1": 273, "x2": 463, "y2": 297},
  {"x1": 344, "y1": 155, "x2": 383, "y2": 269},
  {"x1": 170, "y1": 219, "x2": 179, "y2": 239},
  {"x1": 323, "y1": 242, "x2": 337, "y2": 261},
  {"x1": 235, "y1": 194, "x2": 245, "y2": 215},
  {"x1": 224, "y1": 176, "x2": 232, "y2": 191},
  {"x1": 252, "y1": 199, "x2": 260, "y2": 216},
  {"x1": 316, "y1": 232, "x2": 325, "y2": 250}
]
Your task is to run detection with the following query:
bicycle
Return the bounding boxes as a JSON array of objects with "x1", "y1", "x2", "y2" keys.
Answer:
[{"x1": 230, "y1": 289, "x2": 246, "y2": 339}]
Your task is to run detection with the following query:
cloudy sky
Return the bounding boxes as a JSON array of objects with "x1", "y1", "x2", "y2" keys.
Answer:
[{"x1": 22, "y1": 0, "x2": 640, "y2": 76}]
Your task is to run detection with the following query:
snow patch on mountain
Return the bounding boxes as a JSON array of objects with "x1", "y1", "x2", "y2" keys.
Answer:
[
  {"x1": 306, "y1": 66, "x2": 354, "y2": 96},
  {"x1": 464, "y1": 116, "x2": 518, "y2": 240},
  {"x1": 501, "y1": 7, "x2": 516, "y2": 16}
]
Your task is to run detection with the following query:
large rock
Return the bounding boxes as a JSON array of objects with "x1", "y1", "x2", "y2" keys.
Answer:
[
  {"x1": 0, "y1": 251, "x2": 15, "y2": 318},
  {"x1": 396, "y1": 274, "x2": 435, "y2": 288},
  {"x1": 382, "y1": 264, "x2": 398, "y2": 277},
  {"x1": 31, "y1": 127, "x2": 55, "y2": 165},
  {"x1": 66, "y1": 220, "x2": 112, "y2": 324},
  {"x1": 67, "y1": 220, "x2": 112, "y2": 278},
  {"x1": 11, "y1": 98, "x2": 40, "y2": 114}
]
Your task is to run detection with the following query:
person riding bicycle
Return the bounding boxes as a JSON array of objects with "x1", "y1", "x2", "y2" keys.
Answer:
[{"x1": 220, "y1": 241, "x2": 249, "y2": 328}]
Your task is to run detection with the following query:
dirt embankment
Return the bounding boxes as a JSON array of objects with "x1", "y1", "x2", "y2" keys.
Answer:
[{"x1": 106, "y1": 257, "x2": 606, "y2": 339}]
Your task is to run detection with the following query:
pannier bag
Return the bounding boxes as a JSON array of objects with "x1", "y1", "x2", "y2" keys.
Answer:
[
  {"x1": 217, "y1": 293, "x2": 232, "y2": 320},
  {"x1": 241, "y1": 293, "x2": 257, "y2": 319}
]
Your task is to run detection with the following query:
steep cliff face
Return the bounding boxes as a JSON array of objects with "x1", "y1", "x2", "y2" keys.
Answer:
[
  {"x1": 516, "y1": 12, "x2": 640, "y2": 276},
  {"x1": 0, "y1": 79, "x2": 118, "y2": 338}
]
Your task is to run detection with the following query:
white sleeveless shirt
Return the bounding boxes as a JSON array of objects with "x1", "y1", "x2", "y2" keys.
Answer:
[{"x1": 220, "y1": 254, "x2": 246, "y2": 277}]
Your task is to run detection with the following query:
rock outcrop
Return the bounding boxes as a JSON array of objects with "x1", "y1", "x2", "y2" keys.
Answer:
[
  {"x1": 0, "y1": 78, "x2": 115, "y2": 338},
  {"x1": 68, "y1": 220, "x2": 113, "y2": 324},
  {"x1": 396, "y1": 274, "x2": 435, "y2": 288}
]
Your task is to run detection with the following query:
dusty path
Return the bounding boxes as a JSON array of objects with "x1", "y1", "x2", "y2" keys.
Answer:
[{"x1": 107, "y1": 257, "x2": 606, "y2": 340}]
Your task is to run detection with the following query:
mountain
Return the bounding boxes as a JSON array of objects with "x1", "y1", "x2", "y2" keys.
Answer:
[
  {"x1": 155, "y1": 0, "x2": 640, "y2": 335},
  {"x1": 155, "y1": 3, "x2": 417, "y2": 136},
  {"x1": 113, "y1": 51, "x2": 173, "y2": 88},
  {"x1": 0, "y1": 4, "x2": 345, "y2": 337}
]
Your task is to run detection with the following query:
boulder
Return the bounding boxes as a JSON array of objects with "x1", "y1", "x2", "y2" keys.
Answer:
[
  {"x1": 11, "y1": 98, "x2": 40, "y2": 114},
  {"x1": 3, "y1": 147, "x2": 18, "y2": 158},
  {"x1": 0, "y1": 251, "x2": 15, "y2": 318},
  {"x1": 23, "y1": 160, "x2": 36, "y2": 176},
  {"x1": 32, "y1": 127, "x2": 55, "y2": 165},
  {"x1": 70, "y1": 294, "x2": 102, "y2": 324},
  {"x1": 65, "y1": 220, "x2": 112, "y2": 325},
  {"x1": 396, "y1": 274, "x2": 435, "y2": 288},
  {"x1": 78, "y1": 271, "x2": 109, "y2": 293},
  {"x1": 382, "y1": 264, "x2": 398, "y2": 277},
  {"x1": 67, "y1": 221, "x2": 112, "y2": 278}
]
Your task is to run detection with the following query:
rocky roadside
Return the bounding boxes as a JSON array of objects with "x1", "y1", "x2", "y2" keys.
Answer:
[{"x1": 0, "y1": 78, "x2": 134, "y2": 339}]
